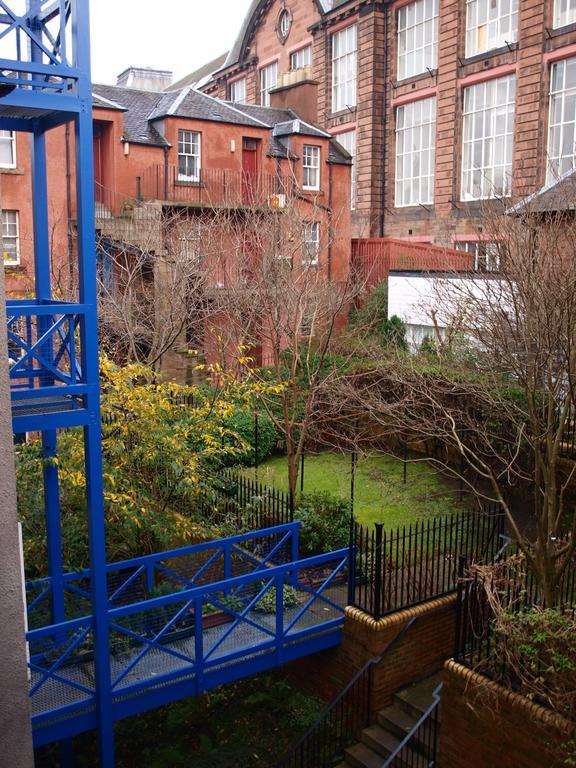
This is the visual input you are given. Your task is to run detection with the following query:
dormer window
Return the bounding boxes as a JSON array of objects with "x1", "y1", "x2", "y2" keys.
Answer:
[{"x1": 302, "y1": 145, "x2": 320, "y2": 191}]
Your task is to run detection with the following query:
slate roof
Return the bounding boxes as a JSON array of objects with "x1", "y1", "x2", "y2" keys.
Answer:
[
  {"x1": 507, "y1": 168, "x2": 576, "y2": 214},
  {"x1": 148, "y1": 88, "x2": 268, "y2": 127},
  {"x1": 93, "y1": 84, "x2": 170, "y2": 146},
  {"x1": 229, "y1": 103, "x2": 330, "y2": 138},
  {"x1": 166, "y1": 53, "x2": 228, "y2": 92},
  {"x1": 91, "y1": 83, "x2": 340, "y2": 160}
]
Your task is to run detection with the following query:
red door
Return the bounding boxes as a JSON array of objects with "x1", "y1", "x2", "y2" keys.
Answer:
[{"x1": 242, "y1": 138, "x2": 259, "y2": 204}]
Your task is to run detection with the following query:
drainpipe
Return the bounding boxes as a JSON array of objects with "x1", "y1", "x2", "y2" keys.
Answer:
[
  {"x1": 163, "y1": 145, "x2": 169, "y2": 201},
  {"x1": 380, "y1": 4, "x2": 388, "y2": 237},
  {"x1": 65, "y1": 121, "x2": 74, "y2": 291},
  {"x1": 328, "y1": 159, "x2": 334, "y2": 280}
]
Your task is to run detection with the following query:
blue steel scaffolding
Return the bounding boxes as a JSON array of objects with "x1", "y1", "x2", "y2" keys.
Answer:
[
  {"x1": 3, "y1": 4, "x2": 350, "y2": 765},
  {"x1": 1, "y1": 0, "x2": 113, "y2": 763}
]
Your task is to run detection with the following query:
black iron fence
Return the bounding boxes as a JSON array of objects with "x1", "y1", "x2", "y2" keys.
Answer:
[
  {"x1": 351, "y1": 507, "x2": 505, "y2": 619},
  {"x1": 454, "y1": 550, "x2": 576, "y2": 706},
  {"x1": 195, "y1": 471, "x2": 292, "y2": 529}
]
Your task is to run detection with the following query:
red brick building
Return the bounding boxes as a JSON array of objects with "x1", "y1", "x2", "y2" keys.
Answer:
[
  {"x1": 0, "y1": 69, "x2": 352, "y2": 375},
  {"x1": 0, "y1": 69, "x2": 351, "y2": 293},
  {"x1": 197, "y1": 0, "x2": 576, "y2": 269}
]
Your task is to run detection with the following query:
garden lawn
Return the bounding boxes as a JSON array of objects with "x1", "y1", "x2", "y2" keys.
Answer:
[{"x1": 243, "y1": 452, "x2": 472, "y2": 529}]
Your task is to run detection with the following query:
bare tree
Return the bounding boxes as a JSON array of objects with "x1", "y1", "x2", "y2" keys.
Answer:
[
  {"x1": 196, "y1": 196, "x2": 364, "y2": 504},
  {"x1": 335, "y1": 196, "x2": 576, "y2": 603},
  {"x1": 95, "y1": 203, "x2": 210, "y2": 372}
]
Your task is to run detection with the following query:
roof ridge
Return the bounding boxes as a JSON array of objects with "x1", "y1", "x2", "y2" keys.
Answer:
[{"x1": 199, "y1": 89, "x2": 270, "y2": 127}]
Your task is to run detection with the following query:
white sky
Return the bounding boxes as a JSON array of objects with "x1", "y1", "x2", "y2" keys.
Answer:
[{"x1": 89, "y1": 1, "x2": 254, "y2": 86}]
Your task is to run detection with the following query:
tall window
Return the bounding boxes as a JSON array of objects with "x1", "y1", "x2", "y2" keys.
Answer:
[
  {"x1": 554, "y1": 0, "x2": 576, "y2": 28},
  {"x1": 548, "y1": 57, "x2": 576, "y2": 181},
  {"x1": 397, "y1": 0, "x2": 439, "y2": 81},
  {"x1": 2, "y1": 210, "x2": 19, "y2": 266},
  {"x1": 465, "y1": 0, "x2": 519, "y2": 58},
  {"x1": 461, "y1": 75, "x2": 516, "y2": 200},
  {"x1": 178, "y1": 130, "x2": 201, "y2": 181},
  {"x1": 332, "y1": 25, "x2": 357, "y2": 113},
  {"x1": 302, "y1": 221, "x2": 320, "y2": 266},
  {"x1": 229, "y1": 78, "x2": 247, "y2": 103},
  {"x1": 290, "y1": 45, "x2": 312, "y2": 70},
  {"x1": 302, "y1": 145, "x2": 320, "y2": 190},
  {"x1": 336, "y1": 130, "x2": 357, "y2": 209},
  {"x1": 260, "y1": 62, "x2": 278, "y2": 106},
  {"x1": 395, "y1": 97, "x2": 436, "y2": 207},
  {"x1": 455, "y1": 240, "x2": 501, "y2": 272},
  {"x1": 0, "y1": 130, "x2": 16, "y2": 168}
]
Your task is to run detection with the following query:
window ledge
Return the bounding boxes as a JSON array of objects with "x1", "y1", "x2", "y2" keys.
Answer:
[
  {"x1": 394, "y1": 70, "x2": 438, "y2": 88},
  {"x1": 548, "y1": 21, "x2": 576, "y2": 37},
  {"x1": 462, "y1": 43, "x2": 518, "y2": 66},
  {"x1": 0, "y1": 167, "x2": 24, "y2": 175},
  {"x1": 175, "y1": 180, "x2": 206, "y2": 188},
  {"x1": 4, "y1": 264, "x2": 24, "y2": 271},
  {"x1": 302, "y1": 188, "x2": 323, "y2": 195},
  {"x1": 329, "y1": 106, "x2": 357, "y2": 119}
]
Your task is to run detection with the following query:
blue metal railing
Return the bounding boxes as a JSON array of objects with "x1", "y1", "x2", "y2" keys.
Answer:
[
  {"x1": 27, "y1": 537, "x2": 349, "y2": 744},
  {"x1": 26, "y1": 522, "x2": 302, "y2": 628}
]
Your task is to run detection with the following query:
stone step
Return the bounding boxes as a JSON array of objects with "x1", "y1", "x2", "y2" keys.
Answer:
[
  {"x1": 393, "y1": 672, "x2": 442, "y2": 720},
  {"x1": 361, "y1": 724, "x2": 402, "y2": 758},
  {"x1": 377, "y1": 704, "x2": 418, "y2": 740},
  {"x1": 344, "y1": 742, "x2": 387, "y2": 768}
]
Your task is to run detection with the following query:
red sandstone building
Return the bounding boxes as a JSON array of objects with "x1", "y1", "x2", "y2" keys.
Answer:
[
  {"x1": 193, "y1": 0, "x2": 576, "y2": 269},
  {"x1": 0, "y1": 68, "x2": 351, "y2": 301}
]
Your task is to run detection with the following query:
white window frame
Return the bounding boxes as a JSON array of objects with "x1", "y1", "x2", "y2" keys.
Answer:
[
  {"x1": 2, "y1": 210, "x2": 19, "y2": 266},
  {"x1": 178, "y1": 129, "x2": 201, "y2": 182},
  {"x1": 290, "y1": 45, "x2": 312, "y2": 70},
  {"x1": 279, "y1": 9, "x2": 291, "y2": 40},
  {"x1": 455, "y1": 240, "x2": 501, "y2": 272},
  {"x1": 397, "y1": 0, "x2": 439, "y2": 81},
  {"x1": 335, "y1": 130, "x2": 357, "y2": 209},
  {"x1": 395, "y1": 96, "x2": 436, "y2": 207},
  {"x1": 302, "y1": 145, "x2": 321, "y2": 191},
  {"x1": 260, "y1": 62, "x2": 278, "y2": 107},
  {"x1": 554, "y1": 0, "x2": 576, "y2": 28},
  {"x1": 302, "y1": 221, "x2": 320, "y2": 266},
  {"x1": 465, "y1": 0, "x2": 519, "y2": 58},
  {"x1": 0, "y1": 130, "x2": 16, "y2": 169},
  {"x1": 547, "y1": 57, "x2": 576, "y2": 182},
  {"x1": 229, "y1": 78, "x2": 247, "y2": 104},
  {"x1": 461, "y1": 75, "x2": 516, "y2": 201},
  {"x1": 331, "y1": 24, "x2": 357, "y2": 113}
]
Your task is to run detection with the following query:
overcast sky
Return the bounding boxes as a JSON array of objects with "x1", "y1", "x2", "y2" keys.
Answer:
[{"x1": 90, "y1": 1, "x2": 254, "y2": 85}]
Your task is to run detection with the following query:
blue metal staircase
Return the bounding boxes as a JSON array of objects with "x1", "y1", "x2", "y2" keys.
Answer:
[{"x1": 1, "y1": 4, "x2": 349, "y2": 764}]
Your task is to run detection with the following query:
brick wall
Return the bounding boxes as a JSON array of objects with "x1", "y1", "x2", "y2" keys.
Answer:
[
  {"x1": 286, "y1": 594, "x2": 457, "y2": 711},
  {"x1": 440, "y1": 660, "x2": 574, "y2": 768}
]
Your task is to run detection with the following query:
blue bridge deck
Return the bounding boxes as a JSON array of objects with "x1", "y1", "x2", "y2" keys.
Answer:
[{"x1": 26, "y1": 524, "x2": 350, "y2": 747}]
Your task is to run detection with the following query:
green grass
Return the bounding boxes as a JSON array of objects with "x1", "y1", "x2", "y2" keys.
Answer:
[{"x1": 243, "y1": 452, "x2": 471, "y2": 529}]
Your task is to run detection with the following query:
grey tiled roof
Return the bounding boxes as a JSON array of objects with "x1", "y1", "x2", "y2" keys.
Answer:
[
  {"x1": 229, "y1": 103, "x2": 330, "y2": 138},
  {"x1": 91, "y1": 83, "x2": 341, "y2": 160},
  {"x1": 166, "y1": 53, "x2": 228, "y2": 92},
  {"x1": 508, "y1": 168, "x2": 576, "y2": 214},
  {"x1": 149, "y1": 88, "x2": 267, "y2": 127},
  {"x1": 93, "y1": 84, "x2": 170, "y2": 146}
]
